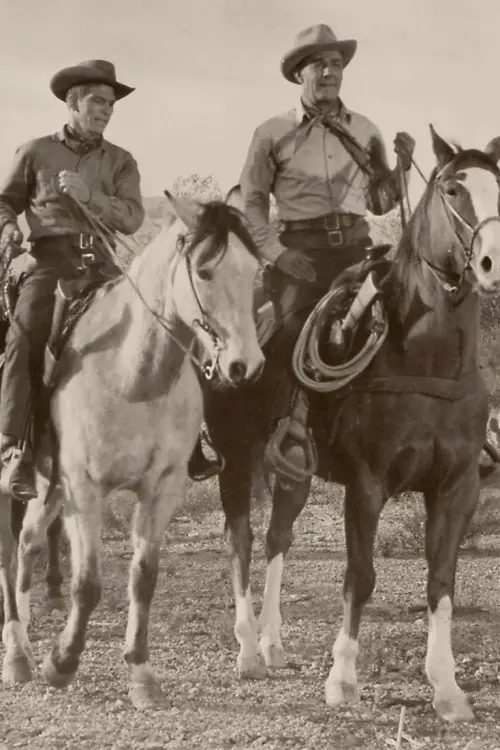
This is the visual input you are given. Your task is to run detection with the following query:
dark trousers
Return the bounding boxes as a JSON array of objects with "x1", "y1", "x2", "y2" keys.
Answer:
[
  {"x1": 266, "y1": 230, "x2": 369, "y2": 360},
  {"x1": 0, "y1": 242, "x2": 111, "y2": 443}
]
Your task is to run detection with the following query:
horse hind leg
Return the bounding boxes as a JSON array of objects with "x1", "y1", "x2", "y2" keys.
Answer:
[
  {"x1": 424, "y1": 473, "x2": 478, "y2": 722},
  {"x1": 258, "y1": 477, "x2": 310, "y2": 668},
  {"x1": 40, "y1": 473, "x2": 101, "y2": 689},
  {"x1": 44, "y1": 512, "x2": 65, "y2": 612},
  {"x1": 124, "y1": 469, "x2": 186, "y2": 710},
  {"x1": 0, "y1": 495, "x2": 33, "y2": 684},
  {"x1": 325, "y1": 479, "x2": 384, "y2": 707}
]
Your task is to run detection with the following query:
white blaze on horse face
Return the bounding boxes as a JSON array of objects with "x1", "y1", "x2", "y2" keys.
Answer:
[
  {"x1": 212, "y1": 233, "x2": 263, "y2": 382},
  {"x1": 464, "y1": 166, "x2": 500, "y2": 291}
]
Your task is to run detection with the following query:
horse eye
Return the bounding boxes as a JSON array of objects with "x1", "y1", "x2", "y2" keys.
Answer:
[
  {"x1": 197, "y1": 267, "x2": 213, "y2": 281},
  {"x1": 445, "y1": 184, "x2": 458, "y2": 197}
]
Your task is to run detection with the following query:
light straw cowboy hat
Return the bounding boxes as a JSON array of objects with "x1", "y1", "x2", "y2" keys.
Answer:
[
  {"x1": 50, "y1": 60, "x2": 135, "y2": 101},
  {"x1": 281, "y1": 24, "x2": 357, "y2": 83}
]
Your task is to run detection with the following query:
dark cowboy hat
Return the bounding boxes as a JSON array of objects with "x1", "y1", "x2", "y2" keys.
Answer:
[
  {"x1": 50, "y1": 59, "x2": 135, "y2": 101},
  {"x1": 281, "y1": 24, "x2": 357, "y2": 83}
]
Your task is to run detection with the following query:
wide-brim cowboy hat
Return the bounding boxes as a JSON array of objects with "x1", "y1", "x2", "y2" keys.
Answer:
[
  {"x1": 50, "y1": 59, "x2": 135, "y2": 101},
  {"x1": 281, "y1": 24, "x2": 357, "y2": 83}
]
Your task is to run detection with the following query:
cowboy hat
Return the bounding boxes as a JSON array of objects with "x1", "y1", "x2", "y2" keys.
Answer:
[
  {"x1": 281, "y1": 24, "x2": 357, "y2": 83},
  {"x1": 50, "y1": 59, "x2": 135, "y2": 101}
]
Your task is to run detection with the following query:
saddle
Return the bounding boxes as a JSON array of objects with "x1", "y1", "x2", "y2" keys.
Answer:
[
  {"x1": 1, "y1": 252, "x2": 117, "y2": 392},
  {"x1": 256, "y1": 243, "x2": 392, "y2": 357}
]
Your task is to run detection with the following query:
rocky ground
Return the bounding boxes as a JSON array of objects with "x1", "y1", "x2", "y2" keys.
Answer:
[{"x1": 1, "y1": 480, "x2": 500, "y2": 750}]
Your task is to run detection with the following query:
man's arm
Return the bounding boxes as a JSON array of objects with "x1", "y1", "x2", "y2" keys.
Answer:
[
  {"x1": 86, "y1": 153, "x2": 145, "y2": 235},
  {"x1": 0, "y1": 143, "x2": 32, "y2": 236},
  {"x1": 367, "y1": 127, "x2": 411, "y2": 216},
  {"x1": 239, "y1": 125, "x2": 287, "y2": 263}
]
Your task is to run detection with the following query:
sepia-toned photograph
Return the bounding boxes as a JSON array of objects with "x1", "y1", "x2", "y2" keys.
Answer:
[{"x1": 1, "y1": 1, "x2": 500, "y2": 748}]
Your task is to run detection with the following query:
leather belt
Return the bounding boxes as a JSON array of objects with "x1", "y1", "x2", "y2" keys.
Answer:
[
  {"x1": 282, "y1": 212, "x2": 359, "y2": 233},
  {"x1": 31, "y1": 233, "x2": 115, "y2": 262}
]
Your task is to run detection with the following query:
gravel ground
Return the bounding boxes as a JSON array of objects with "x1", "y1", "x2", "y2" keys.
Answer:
[{"x1": 2, "y1": 481, "x2": 500, "y2": 750}]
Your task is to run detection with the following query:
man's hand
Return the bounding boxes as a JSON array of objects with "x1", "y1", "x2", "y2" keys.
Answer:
[
  {"x1": 58, "y1": 170, "x2": 92, "y2": 204},
  {"x1": 0, "y1": 223, "x2": 24, "y2": 258},
  {"x1": 275, "y1": 248, "x2": 316, "y2": 283},
  {"x1": 394, "y1": 131, "x2": 416, "y2": 171}
]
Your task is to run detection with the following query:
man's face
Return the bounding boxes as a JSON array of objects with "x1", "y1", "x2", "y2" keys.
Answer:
[
  {"x1": 298, "y1": 50, "x2": 344, "y2": 104},
  {"x1": 73, "y1": 84, "x2": 116, "y2": 136}
]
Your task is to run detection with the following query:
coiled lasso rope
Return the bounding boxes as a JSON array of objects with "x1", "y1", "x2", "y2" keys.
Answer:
[{"x1": 291, "y1": 271, "x2": 389, "y2": 393}]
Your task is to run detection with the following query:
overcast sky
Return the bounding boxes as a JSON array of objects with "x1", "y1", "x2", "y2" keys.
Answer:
[{"x1": 2, "y1": 0, "x2": 499, "y2": 206}]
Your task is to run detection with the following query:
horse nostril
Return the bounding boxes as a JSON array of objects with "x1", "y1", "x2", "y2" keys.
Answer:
[
  {"x1": 481, "y1": 255, "x2": 493, "y2": 273},
  {"x1": 228, "y1": 359, "x2": 248, "y2": 384}
]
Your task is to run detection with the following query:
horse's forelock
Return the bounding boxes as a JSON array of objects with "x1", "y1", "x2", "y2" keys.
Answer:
[{"x1": 187, "y1": 201, "x2": 258, "y2": 264}]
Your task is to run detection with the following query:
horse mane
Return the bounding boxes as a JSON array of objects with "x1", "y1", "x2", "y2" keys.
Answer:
[{"x1": 187, "y1": 201, "x2": 259, "y2": 264}]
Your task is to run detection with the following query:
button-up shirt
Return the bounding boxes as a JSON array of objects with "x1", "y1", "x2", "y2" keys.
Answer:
[
  {"x1": 0, "y1": 127, "x2": 145, "y2": 242},
  {"x1": 240, "y1": 100, "x2": 402, "y2": 262}
]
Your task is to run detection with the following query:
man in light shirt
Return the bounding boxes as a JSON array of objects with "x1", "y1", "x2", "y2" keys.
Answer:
[{"x1": 240, "y1": 24, "x2": 416, "y2": 480}]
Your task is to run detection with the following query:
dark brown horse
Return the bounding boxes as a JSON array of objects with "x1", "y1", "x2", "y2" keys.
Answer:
[{"x1": 204, "y1": 126, "x2": 500, "y2": 722}]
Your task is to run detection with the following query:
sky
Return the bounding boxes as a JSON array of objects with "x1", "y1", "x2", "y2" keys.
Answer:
[{"x1": 2, "y1": 0, "x2": 500, "y2": 208}]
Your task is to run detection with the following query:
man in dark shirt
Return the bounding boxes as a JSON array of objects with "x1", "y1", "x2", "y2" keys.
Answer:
[{"x1": 0, "y1": 59, "x2": 217, "y2": 501}]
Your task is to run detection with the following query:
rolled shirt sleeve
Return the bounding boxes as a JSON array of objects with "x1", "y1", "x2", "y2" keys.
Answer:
[
  {"x1": 239, "y1": 126, "x2": 287, "y2": 264},
  {"x1": 86, "y1": 152, "x2": 145, "y2": 235}
]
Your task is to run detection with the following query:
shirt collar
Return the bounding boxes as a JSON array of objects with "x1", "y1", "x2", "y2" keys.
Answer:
[
  {"x1": 52, "y1": 126, "x2": 108, "y2": 152},
  {"x1": 295, "y1": 98, "x2": 352, "y2": 125}
]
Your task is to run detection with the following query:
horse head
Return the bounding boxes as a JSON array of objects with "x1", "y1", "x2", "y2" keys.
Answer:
[
  {"x1": 163, "y1": 187, "x2": 265, "y2": 387},
  {"x1": 426, "y1": 125, "x2": 500, "y2": 296}
]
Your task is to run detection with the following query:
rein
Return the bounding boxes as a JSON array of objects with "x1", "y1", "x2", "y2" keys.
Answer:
[{"x1": 70, "y1": 195, "x2": 222, "y2": 381}]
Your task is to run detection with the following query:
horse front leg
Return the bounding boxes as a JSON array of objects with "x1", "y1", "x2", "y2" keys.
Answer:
[
  {"x1": 258, "y1": 478, "x2": 310, "y2": 668},
  {"x1": 124, "y1": 471, "x2": 185, "y2": 710},
  {"x1": 423, "y1": 470, "x2": 478, "y2": 722},
  {"x1": 0, "y1": 495, "x2": 33, "y2": 684},
  {"x1": 325, "y1": 478, "x2": 384, "y2": 706},
  {"x1": 221, "y1": 464, "x2": 266, "y2": 679},
  {"x1": 39, "y1": 474, "x2": 101, "y2": 689}
]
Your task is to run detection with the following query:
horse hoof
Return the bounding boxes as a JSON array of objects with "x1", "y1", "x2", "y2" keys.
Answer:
[
  {"x1": 434, "y1": 695, "x2": 475, "y2": 722},
  {"x1": 325, "y1": 679, "x2": 360, "y2": 706},
  {"x1": 41, "y1": 652, "x2": 74, "y2": 689},
  {"x1": 261, "y1": 643, "x2": 286, "y2": 669},
  {"x1": 2, "y1": 653, "x2": 32, "y2": 684},
  {"x1": 129, "y1": 681, "x2": 166, "y2": 710},
  {"x1": 237, "y1": 653, "x2": 268, "y2": 680}
]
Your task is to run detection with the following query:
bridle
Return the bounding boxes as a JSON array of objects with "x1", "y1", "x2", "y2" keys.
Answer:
[
  {"x1": 401, "y1": 154, "x2": 500, "y2": 296},
  {"x1": 173, "y1": 232, "x2": 223, "y2": 379}
]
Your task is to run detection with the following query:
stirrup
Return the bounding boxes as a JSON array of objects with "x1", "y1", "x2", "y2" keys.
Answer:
[
  {"x1": 0, "y1": 447, "x2": 37, "y2": 501},
  {"x1": 264, "y1": 417, "x2": 318, "y2": 490}
]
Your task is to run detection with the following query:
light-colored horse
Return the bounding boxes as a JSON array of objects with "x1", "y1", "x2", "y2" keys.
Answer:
[{"x1": 0, "y1": 188, "x2": 264, "y2": 709}]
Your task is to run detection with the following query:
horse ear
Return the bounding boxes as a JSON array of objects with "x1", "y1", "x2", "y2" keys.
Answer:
[
  {"x1": 429, "y1": 124, "x2": 457, "y2": 169},
  {"x1": 224, "y1": 184, "x2": 244, "y2": 212},
  {"x1": 484, "y1": 137, "x2": 500, "y2": 164},
  {"x1": 163, "y1": 189, "x2": 202, "y2": 230}
]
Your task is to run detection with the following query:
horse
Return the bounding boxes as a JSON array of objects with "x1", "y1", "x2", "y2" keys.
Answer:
[
  {"x1": 0, "y1": 187, "x2": 265, "y2": 709},
  {"x1": 203, "y1": 126, "x2": 500, "y2": 723}
]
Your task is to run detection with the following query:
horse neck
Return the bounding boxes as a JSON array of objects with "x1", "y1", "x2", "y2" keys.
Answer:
[
  {"x1": 118, "y1": 223, "x2": 195, "y2": 400},
  {"x1": 388, "y1": 190, "x2": 480, "y2": 368}
]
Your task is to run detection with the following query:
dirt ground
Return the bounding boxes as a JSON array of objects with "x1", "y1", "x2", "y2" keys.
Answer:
[{"x1": 2, "y1": 479, "x2": 500, "y2": 750}]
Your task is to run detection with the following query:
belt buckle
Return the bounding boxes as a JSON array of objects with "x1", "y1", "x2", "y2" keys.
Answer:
[
  {"x1": 327, "y1": 230, "x2": 343, "y2": 246},
  {"x1": 79, "y1": 233, "x2": 94, "y2": 250},
  {"x1": 324, "y1": 213, "x2": 340, "y2": 230}
]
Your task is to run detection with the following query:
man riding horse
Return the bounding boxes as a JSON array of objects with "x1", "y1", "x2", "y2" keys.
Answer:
[
  {"x1": 0, "y1": 59, "x2": 217, "y2": 502},
  {"x1": 239, "y1": 24, "x2": 416, "y2": 480}
]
